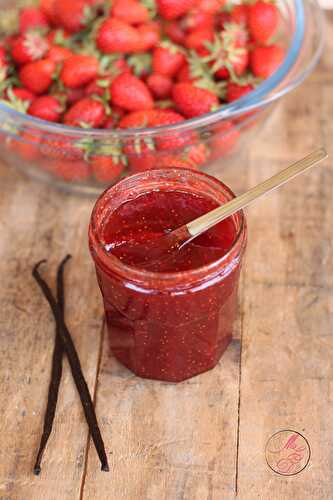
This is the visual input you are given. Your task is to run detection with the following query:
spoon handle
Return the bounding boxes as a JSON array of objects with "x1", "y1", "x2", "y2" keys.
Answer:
[{"x1": 186, "y1": 148, "x2": 328, "y2": 238}]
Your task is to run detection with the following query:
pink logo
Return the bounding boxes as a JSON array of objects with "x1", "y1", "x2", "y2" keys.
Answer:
[{"x1": 265, "y1": 430, "x2": 310, "y2": 476}]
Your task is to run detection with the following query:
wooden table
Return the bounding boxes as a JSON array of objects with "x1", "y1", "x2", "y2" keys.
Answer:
[{"x1": 1, "y1": 16, "x2": 333, "y2": 500}]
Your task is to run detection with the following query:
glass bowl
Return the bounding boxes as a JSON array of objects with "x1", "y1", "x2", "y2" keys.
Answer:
[{"x1": 0, "y1": 0, "x2": 324, "y2": 195}]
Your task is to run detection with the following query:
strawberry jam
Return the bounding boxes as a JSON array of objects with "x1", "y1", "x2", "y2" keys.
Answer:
[{"x1": 89, "y1": 169, "x2": 247, "y2": 382}]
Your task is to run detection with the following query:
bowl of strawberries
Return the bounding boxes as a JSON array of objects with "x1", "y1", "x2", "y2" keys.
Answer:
[{"x1": 0, "y1": 0, "x2": 324, "y2": 194}]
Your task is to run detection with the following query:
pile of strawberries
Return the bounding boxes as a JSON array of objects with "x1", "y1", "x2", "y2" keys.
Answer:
[{"x1": 0, "y1": 0, "x2": 284, "y2": 184}]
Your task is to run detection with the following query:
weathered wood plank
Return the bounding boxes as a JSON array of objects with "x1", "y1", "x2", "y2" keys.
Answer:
[{"x1": 0, "y1": 167, "x2": 103, "y2": 500}]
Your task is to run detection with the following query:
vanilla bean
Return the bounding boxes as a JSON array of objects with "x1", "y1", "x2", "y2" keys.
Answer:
[
  {"x1": 33, "y1": 255, "x2": 70, "y2": 475},
  {"x1": 33, "y1": 259, "x2": 109, "y2": 472}
]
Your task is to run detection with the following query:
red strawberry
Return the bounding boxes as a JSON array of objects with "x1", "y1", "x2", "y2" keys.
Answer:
[
  {"x1": 149, "y1": 109, "x2": 196, "y2": 151},
  {"x1": 64, "y1": 97, "x2": 106, "y2": 128},
  {"x1": 124, "y1": 141, "x2": 157, "y2": 173},
  {"x1": 60, "y1": 55, "x2": 99, "y2": 88},
  {"x1": 90, "y1": 155, "x2": 125, "y2": 183},
  {"x1": 40, "y1": 135, "x2": 83, "y2": 161},
  {"x1": 97, "y1": 18, "x2": 141, "y2": 54},
  {"x1": 85, "y1": 77, "x2": 111, "y2": 97},
  {"x1": 11, "y1": 33, "x2": 49, "y2": 65},
  {"x1": 9, "y1": 87, "x2": 36, "y2": 104},
  {"x1": 177, "y1": 63, "x2": 195, "y2": 82},
  {"x1": 65, "y1": 87, "x2": 86, "y2": 104},
  {"x1": 111, "y1": 73, "x2": 153, "y2": 111},
  {"x1": 184, "y1": 142, "x2": 209, "y2": 166},
  {"x1": 136, "y1": 22, "x2": 161, "y2": 51},
  {"x1": 248, "y1": 1, "x2": 278, "y2": 44},
  {"x1": 29, "y1": 95, "x2": 63, "y2": 122},
  {"x1": 47, "y1": 29, "x2": 71, "y2": 44},
  {"x1": 13, "y1": 130, "x2": 41, "y2": 162},
  {"x1": 226, "y1": 82, "x2": 253, "y2": 102},
  {"x1": 54, "y1": 0, "x2": 94, "y2": 33},
  {"x1": 250, "y1": 45, "x2": 284, "y2": 78},
  {"x1": 19, "y1": 7, "x2": 49, "y2": 33},
  {"x1": 155, "y1": 153, "x2": 198, "y2": 169},
  {"x1": 146, "y1": 73, "x2": 172, "y2": 99},
  {"x1": 183, "y1": 9, "x2": 215, "y2": 32},
  {"x1": 230, "y1": 4, "x2": 249, "y2": 26},
  {"x1": 50, "y1": 159, "x2": 90, "y2": 181},
  {"x1": 111, "y1": 0, "x2": 149, "y2": 25},
  {"x1": 164, "y1": 21, "x2": 186, "y2": 45},
  {"x1": 157, "y1": 0, "x2": 197, "y2": 20},
  {"x1": 198, "y1": 0, "x2": 225, "y2": 14},
  {"x1": 172, "y1": 83, "x2": 219, "y2": 118},
  {"x1": 40, "y1": 0, "x2": 57, "y2": 23},
  {"x1": 185, "y1": 28, "x2": 214, "y2": 55},
  {"x1": 48, "y1": 45, "x2": 73, "y2": 63},
  {"x1": 19, "y1": 59, "x2": 56, "y2": 94},
  {"x1": 119, "y1": 110, "x2": 154, "y2": 128},
  {"x1": 210, "y1": 120, "x2": 239, "y2": 159},
  {"x1": 210, "y1": 23, "x2": 249, "y2": 79},
  {"x1": 152, "y1": 44, "x2": 185, "y2": 77}
]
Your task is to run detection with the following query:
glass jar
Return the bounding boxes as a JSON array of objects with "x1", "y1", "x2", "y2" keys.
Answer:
[{"x1": 89, "y1": 169, "x2": 247, "y2": 382}]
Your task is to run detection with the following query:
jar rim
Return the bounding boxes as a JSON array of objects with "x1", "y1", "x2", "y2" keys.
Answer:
[{"x1": 89, "y1": 168, "x2": 247, "y2": 289}]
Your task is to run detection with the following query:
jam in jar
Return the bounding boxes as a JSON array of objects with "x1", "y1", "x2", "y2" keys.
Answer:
[{"x1": 89, "y1": 169, "x2": 247, "y2": 382}]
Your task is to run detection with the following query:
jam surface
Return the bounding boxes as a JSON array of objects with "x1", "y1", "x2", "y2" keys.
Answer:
[
  {"x1": 92, "y1": 186, "x2": 245, "y2": 382},
  {"x1": 102, "y1": 190, "x2": 237, "y2": 272}
]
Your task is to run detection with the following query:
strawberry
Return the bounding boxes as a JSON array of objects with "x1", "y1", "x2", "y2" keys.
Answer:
[
  {"x1": 183, "y1": 9, "x2": 215, "y2": 32},
  {"x1": 85, "y1": 77, "x2": 112, "y2": 97},
  {"x1": 248, "y1": 1, "x2": 278, "y2": 44},
  {"x1": 208, "y1": 23, "x2": 249, "y2": 79},
  {"x1": 54, "y1": 0, "x2": 95, "y2": 33},
  {"x1": 198, "y1": 0, "x2": 225, "y2": 14},
  {"x1": 157, "y1": 0, "x2": 197, "y2": 20},
  {"x1": 64, "y1": 97, "x2": 106, "y2": 128},
  {"x1": 250, "y1": 45, "x2": 284, "y2": 78},
  {"x1": 19, "y1": 7, "x2": 49, "y2": 33},
  {"x1": 8, "y1": 87, "x2": 36, "y2": 104},
  {"x1": 40, "y1": 135, "x2": 83, "y2": 161},
  {"x1": 184, "y1": 142, "x2": 209, "y2": 166},
  {"x1": 40, "y1": 0, "x2": 57, "y2": 23},
  {"x1": 226, "y1": 82, "x2": 253, "y2": 102},
  {"x1": 60, "y1": 55, "x2": 99, "y2": 88},
  {"x1": 136, "y1": 22, "x2": 161, "y2": 51},
  {"x1": 146, "y1": 73, "x2": 172, "y2": 99},
  {"x1": 111, "y1": 0, "x2": 150, "y2": 25},
  {"x1": 210, "y1": 120, "x2": 239, "y2": 158},
  {"x1": 152, "y1": 43, "x2": 185, "y2": 77},
  {"x1": 172, "y1": 83, "x2": 219, "y2": 118},
  {"x1": 29, "y1": 95, "x2": 63, "y2": 122},
  {"x1": 90, "y1": 155, "x2": 125, "y2": 183},
  {"x1": 64, "y1": 87, "x2": 86, "y2": 104},
  {"x1": 47, "y1": 29, "x2": 71, "y2": 45},
  {"x1": 50, "y1": 159, "x2": 90, "y2": 181},
  {"x1": 13, "y1": 130, "x2": 41, "y2": 162},
  {"x1": 124, "y1": 141, "x2": 157, "y2": 173},
  {"x1": 230, "y1": 4, "x2": 249, "y2": 26},
  {"x1": 111, "y1": 73, "x2": 153, "y2": 111},
  {"x1": 19, "y1": 59, "x2": 56, "y2": 94},
  {"x1": 11, "y1": 33, "x2": 49, "y2": 65},
  {"x1": 97, "y1": 18, "x2": 141, "y2": 54},
  {"x1": 164, "y1": 21, "x2": 186, "y2": 45},
  {"x1": 185, "y1": 28, "x2": 214, "y2": 55},
  {"x1": 177, "y1": 63, "x2": 195, "y2": 82},
  {"x1": 48, "y1": 45, "x2": 73, "y2": 63},
  {"x1": 155, "y1": 153, "x2": 198, "y2": 169},
  {"x1": 119, "y1": 110, "x2": 154, "y2": 128}
]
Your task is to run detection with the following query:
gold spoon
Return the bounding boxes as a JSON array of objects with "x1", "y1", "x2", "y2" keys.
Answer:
[{"x1": 117, "y1": 148, "x2": 328, "y2": 269}]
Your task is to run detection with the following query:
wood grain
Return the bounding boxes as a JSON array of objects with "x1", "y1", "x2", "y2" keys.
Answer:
[{"x1": 1, "y1": 14, "x2": 333, "y2": 500}]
